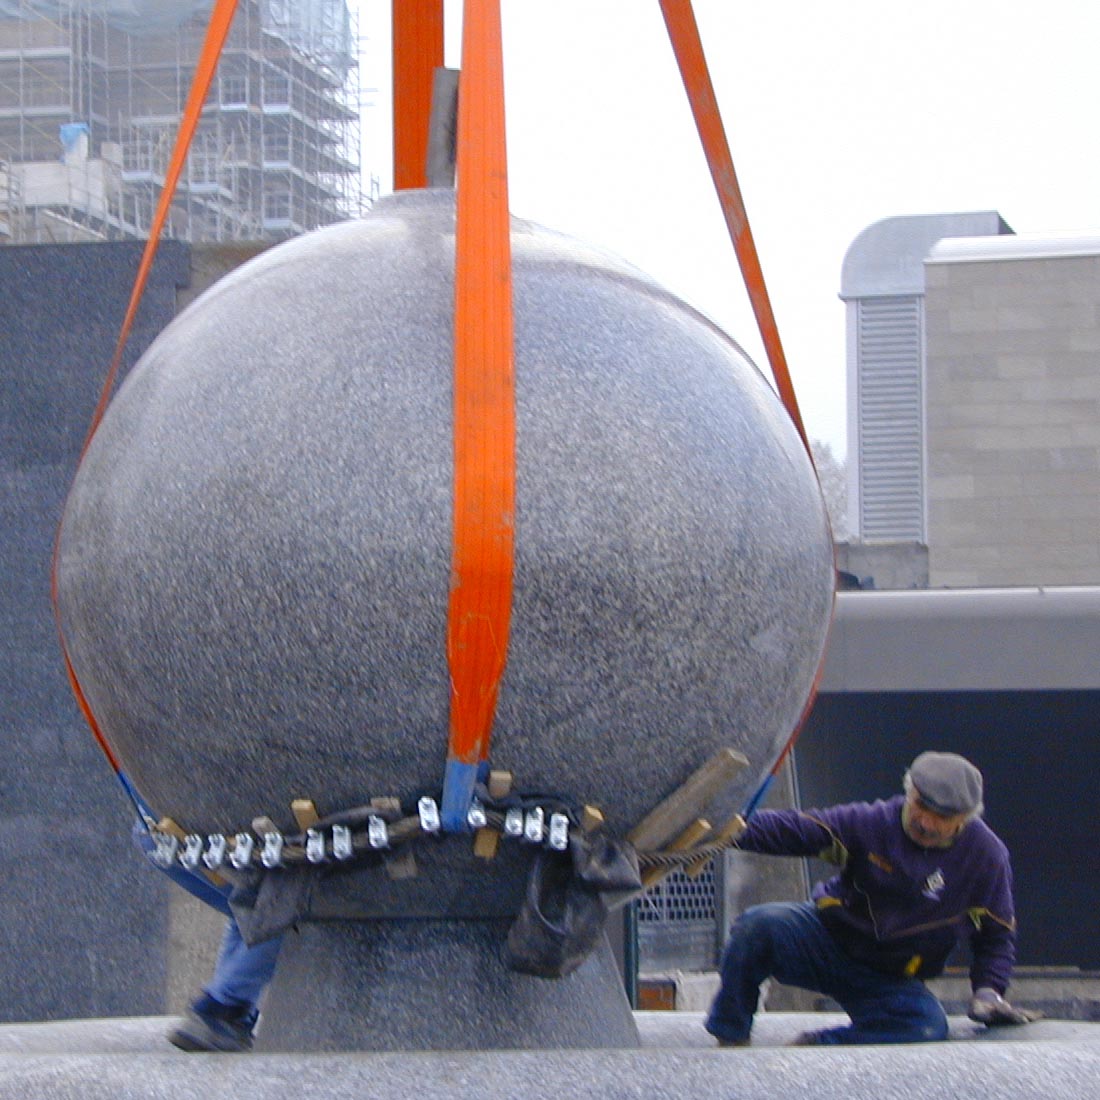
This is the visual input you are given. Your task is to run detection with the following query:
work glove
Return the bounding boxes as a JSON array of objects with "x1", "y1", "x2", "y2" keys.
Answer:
[{"x1": 967, "y1": 987, "x2": 1042, "y2": 1026}]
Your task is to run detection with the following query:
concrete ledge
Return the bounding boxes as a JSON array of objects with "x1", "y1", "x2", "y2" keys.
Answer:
[{"x1": 1, "y1": 1013, "x2": 1099, "y2": 1099}]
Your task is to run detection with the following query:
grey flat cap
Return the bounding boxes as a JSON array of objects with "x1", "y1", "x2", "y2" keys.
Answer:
[{"x1": 908, "y1": 751, "x2": 984, "y2": 816}]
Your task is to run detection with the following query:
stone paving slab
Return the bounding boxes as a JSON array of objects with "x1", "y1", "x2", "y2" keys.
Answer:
[
  {"x1": 3, "y1": 1010, "x2": 1098, "y2": 1055},
  {"x1": 1, "y1": 1013, "x2": 1098, "y2": 1100}
]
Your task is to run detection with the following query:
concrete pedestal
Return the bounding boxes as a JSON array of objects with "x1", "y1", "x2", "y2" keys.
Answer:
[{"x1": 254, "y1": 920, "x2": 640, "y2": 1052}]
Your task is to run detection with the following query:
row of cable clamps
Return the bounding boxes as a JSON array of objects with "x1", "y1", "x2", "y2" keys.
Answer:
[{"x1": 150, "y1": 797, "x2": 572, "y2": 872}]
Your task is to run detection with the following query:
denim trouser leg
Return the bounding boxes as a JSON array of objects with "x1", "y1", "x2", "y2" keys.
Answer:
[
  {"x1": 204, "y1": 917, "x2": 283, "y2": 1010},
  {"x1": 705, "y1": 901, "x2": 948, "y2": 1045},
  {"x1": 824, "y1": 975, "x2": 948, "y2": 1045},
  {"x1": 706, "y1": 901, "x2": 838, "y2": 1042}
]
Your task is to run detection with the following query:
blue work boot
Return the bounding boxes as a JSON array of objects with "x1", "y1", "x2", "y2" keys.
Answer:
[{"x1": 167, "y1": 993, "x2": 259, "y2": 1053}]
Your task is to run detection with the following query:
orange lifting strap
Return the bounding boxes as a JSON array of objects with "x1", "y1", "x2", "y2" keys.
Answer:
[
  {"x1": 52, "y1": 0, "x2": 242, "y2": 794},
  {"x1": 659, "y1": 0, "x2": 811, "y2": 457},
  {"x1": 660, "y1": 1, "x2": 833, "y2": 817},
  {"x1": 392, "y1": 0, "x2": 445, "y2": 190},
  {"x1": 441, "y1": 0, "x2": 516, "y2": 829}
]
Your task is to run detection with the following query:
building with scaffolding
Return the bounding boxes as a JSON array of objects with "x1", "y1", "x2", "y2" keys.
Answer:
[{"x1": 0, "y1": 0, "x2": 365, "y2": 243}]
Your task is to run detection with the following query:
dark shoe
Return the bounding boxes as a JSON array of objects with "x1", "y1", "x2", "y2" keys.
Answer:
[{"x1": 167, "y1": 994, "x2": 257, "y2": 1053}]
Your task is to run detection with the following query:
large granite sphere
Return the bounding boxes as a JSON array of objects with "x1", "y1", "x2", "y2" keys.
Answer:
[{"x1": 57, "y1": 190, "x2": 833, "y2": 868}]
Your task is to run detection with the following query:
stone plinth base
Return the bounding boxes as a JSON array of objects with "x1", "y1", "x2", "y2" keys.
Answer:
[{"x1": 254, "y1": 919, "x2": 640, "y2": 1052}]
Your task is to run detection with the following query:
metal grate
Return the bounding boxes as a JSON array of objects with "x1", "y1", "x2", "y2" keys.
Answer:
[
  {"x1": 636, "y1": 865, "x2": 720, "y2": 971},
  {"x1": 637, "y1": 866, "x2": 718, "y2": 924}
]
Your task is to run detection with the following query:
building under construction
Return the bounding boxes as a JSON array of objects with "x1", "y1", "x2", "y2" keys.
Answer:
[{"x1": 0, "y1": 0, "x2": 365, "y2": 243}]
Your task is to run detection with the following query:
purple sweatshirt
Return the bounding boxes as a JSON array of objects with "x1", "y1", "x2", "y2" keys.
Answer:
[{"x1": 737, "y1": 795, "x2": 1016, "y2": 992}]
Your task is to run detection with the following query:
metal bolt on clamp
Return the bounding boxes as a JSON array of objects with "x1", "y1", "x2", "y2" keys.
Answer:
[
  {"x1": 230, "y1": 833, "x2": 254, "y2": 869},
  {"x1": 332, "y1": 824, "x2": 354, "y2": 860},
  {"x1": 203, "y1": 834, "x2": 227, "y2": 870},
  {"x1": 418, "y1": 797, "x2": 441, "y2": 834},
  {"x1": 503, "y1": 807, "x2": 524, "y2": 837},
  {"x1": 180, "y1": 834, "x2": 204, "y2": 870},
  {"x1": 367, "y1": 815, "x2": 390, "y2": 849},
  {"x1": 260, "y1": 831, "x2": 285, "y2": 868},
  {"x1": 306, "y1": 827, "x2": 326, "y2": 863}
]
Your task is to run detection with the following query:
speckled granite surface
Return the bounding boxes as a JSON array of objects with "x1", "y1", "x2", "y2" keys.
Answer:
[{"x1": 57, "y1": 192, "x2": 834, "y2": 921}]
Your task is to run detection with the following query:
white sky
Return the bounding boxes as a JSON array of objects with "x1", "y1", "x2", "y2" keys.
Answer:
[{"x1": 355, "y1": 1, "x2": 1100, "y2": 459}]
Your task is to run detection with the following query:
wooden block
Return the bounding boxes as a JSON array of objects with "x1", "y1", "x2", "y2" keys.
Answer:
[
  {"x1": 156, "y1": 817, "x2": 186, "y2": 840},
  {"x1": 684, "y1": 812, "x2": 747, "y2": 879},
  {"x1": 581, "y1": 805, "x2": 605, "y2": 833},
  {"x1": 384, "y1": 849, "x2": 418, "y2": 880},
  {"x1": 369, "y1": 796, "x2": 403, "y2": 821},
  {"x1": 641, "y1": 817, "x2": 711, "y2": 890},
  {"x1": 487, "y1": 770, "x2": 513, "y2": 800},
  {"x1": 291, "y1": 799, "x2": 320, "y2": 830},
  {"x1": 628, "y1": 748, "x2": 749, "y2": 851},
  {"x1": 251, "y1": 815, "x2": 278, "y2": 836},
  {"x1": 473, "y1": 827, "x2": 500, "y2": 860}
]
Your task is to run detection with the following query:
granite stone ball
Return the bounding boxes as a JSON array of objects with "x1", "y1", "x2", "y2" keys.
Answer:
[{"x1": 57, "y1": 190, "x2": 834, "y2": 853}]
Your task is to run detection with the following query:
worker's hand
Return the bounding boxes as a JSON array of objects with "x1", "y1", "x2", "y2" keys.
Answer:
[{"x1": 968, "y1": 987, "x2": 1041, "y2": 1026}]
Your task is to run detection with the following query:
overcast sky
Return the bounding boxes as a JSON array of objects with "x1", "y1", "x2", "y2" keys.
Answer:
[{"x1": 356, "y1": 1, "x2": 1100, "y2": 459}]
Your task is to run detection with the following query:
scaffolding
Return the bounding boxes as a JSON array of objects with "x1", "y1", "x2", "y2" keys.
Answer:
[{"x1": 0, "y1": 0, "x2": 364, "y2": 243}]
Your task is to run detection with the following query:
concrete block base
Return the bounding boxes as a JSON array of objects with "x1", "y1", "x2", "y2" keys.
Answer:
[{"x1": 254, "y1": 919, "x2": 640, "y2": 1052}]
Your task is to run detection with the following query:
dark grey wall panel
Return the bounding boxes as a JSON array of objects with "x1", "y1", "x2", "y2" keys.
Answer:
[{"x1": 0, "y1": 241, "x2": 190, "y2": 1022}]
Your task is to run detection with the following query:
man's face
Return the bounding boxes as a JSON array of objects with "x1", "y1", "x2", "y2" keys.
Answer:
[{"x1": 902, "y1": 789, "x2": 970, "y2": 848}]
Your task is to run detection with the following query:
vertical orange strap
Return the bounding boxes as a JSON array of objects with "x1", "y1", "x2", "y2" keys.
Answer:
[
  {"x1": 392, "y1": 0, "x2": 445, "y2": 190},
  {"x1": 52, "y1": 0, "x2": 241, "y2": 783},
  {"x1": 442, "y1": 0, "x2": 515, "y2": 827},
  {"x1": 659, "y1": 0, "x2": 810, "y2": 456}
]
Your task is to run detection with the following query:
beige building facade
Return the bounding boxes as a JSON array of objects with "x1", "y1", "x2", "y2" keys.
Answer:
[
  {"x1": 843, "y1": 216, "x2": 1100, "y2": 589},
  {"x1": 923, "y1": 236, "x2": 1100, "y2": 587}
]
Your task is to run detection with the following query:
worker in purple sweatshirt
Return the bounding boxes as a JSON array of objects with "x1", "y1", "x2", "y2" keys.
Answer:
[{"x1": 706, "y1": 751, "x2": 1038, "y2": 1046}]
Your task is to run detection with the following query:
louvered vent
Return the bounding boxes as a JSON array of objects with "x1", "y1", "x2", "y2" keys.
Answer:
[{"x1": 857, "y1": 295, "x2": 924, "y2": 540}]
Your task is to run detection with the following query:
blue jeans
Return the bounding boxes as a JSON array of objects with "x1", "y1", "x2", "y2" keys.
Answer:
[
  {"x1": 706, "y1": 901, "x2": 949, "y2": 1045},
  {"x1": 133, "y1": 821, "x2": 282, "y2": 1010},
  {"x1": 202, "y1": 915, "x2": 282, "y2": 1009}
]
